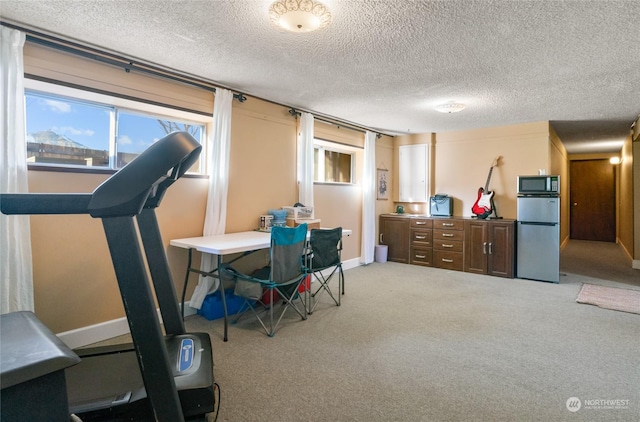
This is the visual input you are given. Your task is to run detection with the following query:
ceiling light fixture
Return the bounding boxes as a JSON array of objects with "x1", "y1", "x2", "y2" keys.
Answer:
[
  {"x1": 269, "y1": 0, "x2": 332, "y2": 33},
  {"x1": 434, "y1": 102, "x2": 466, "y2": 113}
]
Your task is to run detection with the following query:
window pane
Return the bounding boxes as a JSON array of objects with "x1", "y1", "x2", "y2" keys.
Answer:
[
  {"x1": 313, "y1": 144, "x2": 353, "y2": 183},
  {"x1": 25, "y1": 85, "x2": 208, "y2": 173},
  {"x1": 116, "y1": 111, "x2": 204, "y2": 169},
  {"x1": 323, "y1": 150, "x2": 352, "y2": 183},
  {"x1": 313, "y1": 148, "x2": 321, "y2": 181},
  {"x1": 25, "y1": 92, "x2": 111, "y2": 167}
]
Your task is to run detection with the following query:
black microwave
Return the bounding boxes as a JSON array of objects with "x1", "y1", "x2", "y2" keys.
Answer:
[{"x1": 517, "y1": 175, "x2": 560, "y2": 195}]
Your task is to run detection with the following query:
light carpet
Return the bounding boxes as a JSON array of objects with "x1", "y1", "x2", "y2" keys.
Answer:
[
  {"x1": 576, "y1": 283, "x2": 640, "y2": 315},
  {"x1": 87, "y1": 261, "x2": 640, "y2": 421}
]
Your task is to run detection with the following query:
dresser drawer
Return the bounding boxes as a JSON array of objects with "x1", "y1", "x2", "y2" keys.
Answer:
[
  {"x1": 410, "y1": 246, "x2": 432, "y2": 266},
  {"x1": 410, "y1": 218, "x2": 432, "y2": 228},
  {"x1": 433, "y1": 239, "x2": 463, "y2": 253},
  {"x1": 411, "y1": 229, "x2": 432, "y2": 245},
  {"x1": 433, "y1": 229, "x2": 464, "y2": 242},
  {"x1": 433, "y1": 250, "x2": 464, "y2": 271},
  {"x1": 432, "y1": 219, "x2": 464, "y2": 231}
]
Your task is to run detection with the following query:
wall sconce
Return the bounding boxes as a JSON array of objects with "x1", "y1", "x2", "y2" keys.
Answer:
[{"x1": 609, "y1": 156, "x2": 621, "y2": 165}]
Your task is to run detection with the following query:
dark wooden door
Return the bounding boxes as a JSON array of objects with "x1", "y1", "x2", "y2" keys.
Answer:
[
  {"x1": 570, "y1": 159, "x2": 615, "y2": 242},
  {"x1": 487, "y1": 221, "x2": 515, "y2": 278},
  {"x1": 380, "y1": 217, "x2": 409, "y2": 263},
  {"x1": 464, "y1": 220, "x2": 488, "y2": 274}
]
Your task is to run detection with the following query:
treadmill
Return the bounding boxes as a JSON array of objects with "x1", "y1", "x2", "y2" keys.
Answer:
[{"x1": 0, "y1": 131, "x2": 215, "y2": 421}]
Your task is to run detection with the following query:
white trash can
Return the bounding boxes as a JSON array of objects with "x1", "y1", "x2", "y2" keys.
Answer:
[{"x1": 375, "y1": 245, "x2": 388, "y2": 263}]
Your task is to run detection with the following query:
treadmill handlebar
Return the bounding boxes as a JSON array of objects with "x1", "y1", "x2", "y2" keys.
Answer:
[
  {"x1": 0, "y1": 132, "x2": 202, "y2": 218},
  {"x1": 0, "y1": 193, "x2": 92, "y2": 215},
  {"x1": 89, "y1": 131, "x2": 201, "y2": 218}
]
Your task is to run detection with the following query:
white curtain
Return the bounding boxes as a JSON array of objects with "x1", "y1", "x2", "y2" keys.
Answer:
[
  {"x1": 189, "y1": 88, "x2": 233, "y2": 310},
  {"x1": 297, "y1": 112, "x2": 314, "y2": 207},
  {"x1": 361, "y1": 131, "x2": 376, "y2": 264},
  {"x1": 1, "y1": 27, "x2": 34, "y2": 313}
]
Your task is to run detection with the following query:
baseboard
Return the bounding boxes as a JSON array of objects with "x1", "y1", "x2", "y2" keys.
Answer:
[
  {"x1": 560, "y1": 236, "x2": 570, "y2": 251},
  {"x1": 57, "y1": 315, "x2": 131, "y2": 349},
  {"x1": 58, "y1": 259, "x2": 362, "y2": 349},
  {"x1": 616, "y1": 238, "x2": 638, "y2": 270},
  {"x1": 342, "y1": 257, "x2": 361, "y2": 271},
  {"x1": 616, "y1": 238, "x2": 633, "y2": 262},
  {"x1": 57, "y1": 306, "x2": 197, "y2": 349}
]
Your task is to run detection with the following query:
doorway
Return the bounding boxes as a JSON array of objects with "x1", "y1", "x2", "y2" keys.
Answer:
[{"x1": 569, "y1": 159, "x2": 615, "y2": 242}]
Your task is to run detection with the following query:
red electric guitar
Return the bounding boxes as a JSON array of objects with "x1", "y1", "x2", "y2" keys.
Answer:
[{"x1": 471, "y1": 156, "x2": 501, "y2": 219}]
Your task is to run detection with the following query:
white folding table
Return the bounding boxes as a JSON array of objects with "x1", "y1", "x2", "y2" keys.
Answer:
[{"x1": 171, "y1": 229, "x2": 350, "y2": 341}]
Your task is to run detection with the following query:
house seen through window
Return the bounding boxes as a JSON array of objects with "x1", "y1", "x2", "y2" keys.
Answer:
[
  {"x1": 313, "y1": 139, "x2": 354, "y2": 184},
  {"x1": 24, "y1": 83, "x2": 207, "y2": 173}
]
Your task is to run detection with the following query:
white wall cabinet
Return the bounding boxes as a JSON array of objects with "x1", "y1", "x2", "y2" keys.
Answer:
[{"x1": 398, "y1": 144, "x2": 428, "y2": 202}]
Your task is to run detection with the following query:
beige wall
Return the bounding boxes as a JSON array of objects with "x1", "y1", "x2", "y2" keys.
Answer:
[
  {"x1": 392, "y1": 123, "x2": 573, "y2": 245},
  {"x1": 618, "y1": 134, "x2": 634, "y2": 260},
  {"x1": 16, "y1": 41, "x2": 637, "y2": 334},
  {"x1": 633, "y1": 115, "x2": 640, "y2": 267},
  {"x1": 431, "y1": 122, "x2": 551, "y2": 219},
  {"x1": 25, "y1": 92, "x2": 381, "y2": 333},
  {"x1": 375, "y1": 135, "x2": 395, "y2": 222},
  {"x1": 25, "y1": 170, "x2": 209, "y2": 333},
  {"x1": 24, "y1": 43, "x2": 213, "y2": 114},
  {"x1": 549, "y1": 125, "x2": 570, "y2": 245}
]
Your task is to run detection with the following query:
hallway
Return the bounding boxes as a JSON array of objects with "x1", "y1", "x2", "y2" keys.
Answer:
[{"x1": 560, "y1": 240, "x2": 639, "y2": 289}]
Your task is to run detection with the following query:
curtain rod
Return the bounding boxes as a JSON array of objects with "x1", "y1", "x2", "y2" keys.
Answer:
[
  {"x1": 3, "y1": 21, "x2": 389, "y2": 136},
  {"x1": 289, "y1": 108, "x2": 382, "y2": 138},
  {"x1": 27, "y1": 35, "x2": 247, "y2": 103},
  {"x1": 1, "y1": 21, "x2": 246, "y2": 103}
]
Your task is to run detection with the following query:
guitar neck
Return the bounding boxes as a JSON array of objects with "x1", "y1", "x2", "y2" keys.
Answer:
[{"x1": 484, "y1": 167, "x2": 494, "y2": 191}]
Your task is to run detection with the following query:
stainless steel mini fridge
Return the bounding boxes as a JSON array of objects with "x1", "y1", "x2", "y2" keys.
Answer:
[{"x1": 516, "y1": 196, "x2": 560, "y2": 283}]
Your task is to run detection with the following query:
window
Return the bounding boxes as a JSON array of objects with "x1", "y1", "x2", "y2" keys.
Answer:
[
  {"x1": 24, "y1": 80, "x2": 208, "y2": 173},
  {"x1": 313, "y1": 139, "x2": 355, "y2": 184},
  {"x1": 25, "y1": 92, "x2": 113, "y2": 167},
  {"x1": 115, "y1": 110, "x2": 203, "y2": 168}
]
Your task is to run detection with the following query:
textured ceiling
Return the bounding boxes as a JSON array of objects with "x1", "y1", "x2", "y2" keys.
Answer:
[{"x1": 1, "y1": 0, "x2": 639, "y2": 153}]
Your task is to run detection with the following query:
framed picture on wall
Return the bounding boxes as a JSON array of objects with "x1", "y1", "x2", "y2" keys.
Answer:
[{"x1": 377, "y1": 168, "x2": 389, "y2": 200}]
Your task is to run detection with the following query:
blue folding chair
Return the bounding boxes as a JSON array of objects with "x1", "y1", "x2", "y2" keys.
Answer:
[{"x1": 221, "y1": 224, "x2": 308, "y2": 337}]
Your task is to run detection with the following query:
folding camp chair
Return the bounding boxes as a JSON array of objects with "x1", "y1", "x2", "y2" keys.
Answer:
[
  {"x1": 221, "y1": 223, "x2": 308, "y2": 337},
  {"x1": 306, "y1": 227, "x2": 344, "y2": 314}
]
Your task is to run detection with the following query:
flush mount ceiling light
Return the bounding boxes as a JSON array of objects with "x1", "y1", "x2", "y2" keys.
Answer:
[
  {"x1": 269, "y1": 0, "x2": 332, "y2": 33},
  {"x1": 434, "y1": 102, "x2": 466, "y2": 113}
]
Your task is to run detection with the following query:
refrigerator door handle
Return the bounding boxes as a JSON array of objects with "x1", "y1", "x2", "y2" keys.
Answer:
[{"x1": 518, "y1": 221, "x2": 558, "y2": 226}]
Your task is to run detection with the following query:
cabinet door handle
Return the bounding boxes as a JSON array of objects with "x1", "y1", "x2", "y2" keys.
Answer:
[
  {"x1": 442, "y1": 244, "x2": 453, "y2": 248},
  {"x1": 442, "y1": 233, "x2": 454, "y2": 237},
  {"x1": 442, "y1": 258, "x2": 454, "y2": 263},
  {"x1": 489, "y1": 243, "x2": 493, "y2": 254},
  {"x1": 442, "y1": 223, "x2": 454, "y2": 227},
  {"x1": 415, "y1": 235, "x2": 426, "y2": 239},
  {"x1": 415, "y1": 254, "x2": 426, "y2": 259},
  {"x1": 483, "y1": 242, "x2": 488, "y2": 254},
  {"x1": 415, "y1": 221, "x2": 426, "y2": 225},
  {"x1": 380, "y1": 233, "x2": 383, "y2": 243}
]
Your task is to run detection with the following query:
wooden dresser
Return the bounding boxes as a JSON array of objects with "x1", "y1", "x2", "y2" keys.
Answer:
[
  {"x1": 432, "y1": 218, "x2": 465, "y2": 271},
  {"x1": 379, "y1": 214, "x2": 515, "y2": 278}
]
